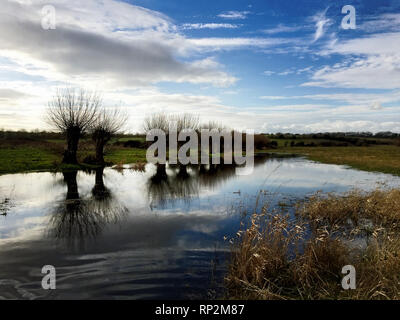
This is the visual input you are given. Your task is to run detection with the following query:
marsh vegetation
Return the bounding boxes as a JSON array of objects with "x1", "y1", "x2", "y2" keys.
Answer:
[{"x1": 226, "y1": 188, "x2": 400, "y2": 300}]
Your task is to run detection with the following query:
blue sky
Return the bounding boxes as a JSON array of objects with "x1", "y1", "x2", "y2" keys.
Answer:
[{"x1": 0, "y1": 0, "x2": 400, "y2": 132}]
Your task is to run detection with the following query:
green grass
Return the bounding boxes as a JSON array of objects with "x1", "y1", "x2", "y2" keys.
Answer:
[
  {"x1": 115, "y1": 136, "x2": 146, "y2": 143},
  {"x1": 274, "y1": 145, "x2": 400, "y2": 176},
  {"x1": 269, "y1": 138, "x2": 328, "y2": 147},
  {"x1": 0, "y1": 142, "x2": 147, "y2": 175},
  {"x1": 104, "y1": 148, "x2": 147, "y2": 164},
  {"x1": 0, "y1": 147, "x2": 59, "y2": 174},
  {"x1": 1, "y1": 138, "x2": 399, "y2": 176}
]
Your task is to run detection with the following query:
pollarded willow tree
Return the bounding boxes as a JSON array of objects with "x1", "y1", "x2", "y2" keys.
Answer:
[
  {"x1": 142, "y1": 113, "x2": 200, "y2": 148},
  {"x1": 142, "y1": 113, "x2": 170, "y2": 135},
  {"x1": 90, "y1": 107, "x2": 127, "y2": 164},
  {"x1": 46, "y1": 88, "x2": 101, "y2": 164}
]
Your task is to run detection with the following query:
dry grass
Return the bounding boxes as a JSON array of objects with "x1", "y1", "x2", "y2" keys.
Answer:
[
  {"x1": 298, "y1": 189, "x2": 400, "y2": 231},
  {"x1": 129, "y1": 162, "x2": 146, "y2": 172},
  {"x1": 112, "y1": 161, "x2": 126, "y2": 173},
  {"x1": 225, "y1": 188, "x2": 400, "y2": 300}
]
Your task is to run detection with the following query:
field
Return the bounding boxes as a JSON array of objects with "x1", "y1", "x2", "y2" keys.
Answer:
[
  {"x1": 0, "y1": 146, "x2": 59, "y2": 174},
  {"x1": 0, "y1": 132, "x2": 399, "y2": 176},
  {"x1": 277, "y1": 145, "x2": 400, "y2": 176},
  {"x1": 0, "y1": 137, "x2": 147, "y2": 175}
]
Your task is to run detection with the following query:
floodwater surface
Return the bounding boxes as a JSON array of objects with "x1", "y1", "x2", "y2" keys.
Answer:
[{"x1": 0, "y1": 156, "x2": 399, "y2": 299}]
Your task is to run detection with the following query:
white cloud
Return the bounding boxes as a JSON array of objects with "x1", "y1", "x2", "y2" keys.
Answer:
[
  {"x1": 305, "y1": 32, "x2": 400, "y2": 89},
  {"x1": 181, "y1": 23, "x2": 240, "y2": 30},
  {"x1": 263, "y1": 71, "x2": 275, "y2": 76},
  {"x1": 0, "y1": 88, "x2": 33, "y2": 104},
  {"x1": 0, "y1": 0, "x2": 398, "y2": 134},
  {"x1": 187, "y1": 37, "x2": 281, "y2": 47},
  {"x1": 296, "y1": 66, "x2": 313, "y2": 74},
  {"x1": 0, "y1": 0, "x2": 241, "y2": 89},
  {"x1": 260, "y1": 91, "x2": 400, "y2": 105},
  {"x1": 185, "y1": 37, "x2": 295, "y2": 53},
  {"x1": 217, "y1": 11, "x2": 250, "y2": 20},
  {"x1": 116, "y1": 91, "x2": 400, "y2": 133},
  {"x1": 0, "y1": 1, "x2": 296, "y2": 90},
  {"x1": 277, "y1": 70, "x2": 295, "y2": 76},
  {"x1": 370, "y1": 102, "x2": 383, "y2": 110},
  {"x1": 262, "y1": 24, "x2": 302, "y2": 34},
  {"x1": 266, "y1": 120, "x2": 400, "y2": 133},
  {"x1": 312, "y1": 9, "x2": 331, "y2": 42},
  {"x1": 259, "y1": 95, "x2": 286, "y2": 100},
  {"x1": 359, "y1": 13, "x2": 400, "y2": 33},
  {"x1": 324, "y1": 32, "x2": 400, "y2": 56},
  {"x1": 3, "y1": 79, "x2": 398, "y2": 134}
]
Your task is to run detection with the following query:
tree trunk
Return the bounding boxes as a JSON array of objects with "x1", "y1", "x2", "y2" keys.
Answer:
[
  {"x1": 177, "y1": 164, "x2": 189, "y2": 178},
  {"x1": 63, "y1": 171, "x2": 79, "y2": 200},
  {"x1": 95, "y1": 138, "x2": 105, "y2": 164},
  {"x1": 92, "y1": 167, "x2": 105, "y2": 194},
  {"x1": 63, "y1": 127, "x2": 80, "y2": 164},
  {"x1": 92, "y1": 167, "x2": 110, "y2": 200},
  {"x1": 156, "y1": 164, "x2": 167, "y2": 178}
]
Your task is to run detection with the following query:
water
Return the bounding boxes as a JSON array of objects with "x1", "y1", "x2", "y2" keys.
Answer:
[{"x1": 0, "y1": 156, "x2": 399, "y2": 299}]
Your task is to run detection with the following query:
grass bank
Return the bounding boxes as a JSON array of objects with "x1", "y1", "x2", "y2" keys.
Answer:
[
  {"x1": 0, "y1": 146, "x2": 60, "y2": 174},
  {"x1": 0, "y1": 135, "x2": 399, "y2": 176},
  {"x1": 274, "y1": 145, "x2": 400, "y2": 176},
  {"x1": 225, "y1": 188, "x2": 400, "y2": 300},
  {"x1": 0, "y1": 139, "x2": 147, "y2": 175}
]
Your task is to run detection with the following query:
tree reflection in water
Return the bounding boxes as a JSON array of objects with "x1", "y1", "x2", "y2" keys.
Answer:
[
  {"x1": 147, "y1": 157, "x2": 271, "y2": 209},
  {"x1": 147, "y1": 164, "x2": 198, "y2": 209},
  {"x1": 48, "y1": 168, "x2": 128, "y2": 249},
  {"x1": 0, "y1": 186, "x2": 15, "y2": 216},
  {"x1": 0, "y1": 197, "x2": 13, "y2": 216}
]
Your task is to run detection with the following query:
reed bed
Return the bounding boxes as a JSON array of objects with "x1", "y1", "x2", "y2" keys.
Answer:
[{"x1": 225, "y1": 188, "x2": 400, "y2": 300}]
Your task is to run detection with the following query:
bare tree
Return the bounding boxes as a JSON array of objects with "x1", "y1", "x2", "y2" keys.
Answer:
[
  {"x1": 90, "y1": 107, "x2": 127, "y2": 164},
  {"x1": 143, "y1": 113, "x2": 199, "y2": 150},
  {"x1": 142, "y1": 113, "x2": 170, "y2": 134},
  {"x1": 200, "y1": 121, "x2": 228, "y2": 131},
  {"x1": 46, "y1": 88, "x2": 100, "y2": 164},
  {"x1": 143, "y1": 113, "x2": 200, "y2": 134},
  {"x1": 175, "y1": 113, "x2": 200, "y2": 133}
]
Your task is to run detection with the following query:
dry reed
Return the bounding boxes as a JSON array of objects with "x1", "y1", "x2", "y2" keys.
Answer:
[{"x1": 225, "y1": 188, "x2": 400, "y2": 300}]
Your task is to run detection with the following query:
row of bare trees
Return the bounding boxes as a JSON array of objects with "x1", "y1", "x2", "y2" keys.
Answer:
[
  {"x1": 46, "y1": 88, "x2": 127, "y2": 165},
  {"x1": 142, "y1": 113, "x2": 227, "y2": 137},
  {"x1": 142, "y1": 112, "x2": 271, "y2": 149}
]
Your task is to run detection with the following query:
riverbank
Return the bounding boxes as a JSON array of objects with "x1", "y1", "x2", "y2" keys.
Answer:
[
  {"x1": 0, "y1": 140, "x2": 147, "y2": 175},
  {"x1": 0, "y1": 138, "x2": 399, "y2": 176},
  {"x1": 276, "y1": 145, "x2": 400, "y2": 176},
  {"x1": 225, "y1": 188, "x2": 400, "y2": 300}
]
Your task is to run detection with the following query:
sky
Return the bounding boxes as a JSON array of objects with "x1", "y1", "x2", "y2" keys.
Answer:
[{"x1": 0, "y1": 0, "x2": 400, "y2": 133}]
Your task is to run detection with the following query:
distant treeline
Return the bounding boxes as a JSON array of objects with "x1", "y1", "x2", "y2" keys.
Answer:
[
  {"x1": 0, "y1": 129, "x2": 142, "y2": 141},
  {"x1": 0, "y1": 129, "x2": 399, "y2": 149},
  {"x1": 267, "y1": 132, "x2": 399, "y2": 139},
  {"x1": 266, "y1": 131, "x2": 400, "y2": 147}
]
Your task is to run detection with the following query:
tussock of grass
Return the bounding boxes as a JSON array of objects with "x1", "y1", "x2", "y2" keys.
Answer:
[{"x1": 225, "y1": 188, "x2": 400, "y2": 300}]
